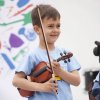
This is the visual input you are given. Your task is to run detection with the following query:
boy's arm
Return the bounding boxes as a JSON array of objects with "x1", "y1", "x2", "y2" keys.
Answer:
[
  {"x1": 12, "y1": 72, "x2": 41, "y2": 91},
  {"x1": 58, "y1": 69, "x2": 80, "y2": 86},
  {"x1": 12, "y1": 72, "x2": 58, "y2": 94},
  {"x1": 52, "y1": 61, "x2": 80, "y2": 86}
]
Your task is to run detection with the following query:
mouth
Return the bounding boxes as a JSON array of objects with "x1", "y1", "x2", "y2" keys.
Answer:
[
  {"x1": 50, "y1": 35, "x2": 58, "y2": 37},
  {"x1": 49, "y1": 35, "x2": 58, "y2": 39}
]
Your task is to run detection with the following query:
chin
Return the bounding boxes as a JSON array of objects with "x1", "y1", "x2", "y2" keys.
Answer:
[{"x1": 49, "y1": 40, "x2": 57, "y2": 44}]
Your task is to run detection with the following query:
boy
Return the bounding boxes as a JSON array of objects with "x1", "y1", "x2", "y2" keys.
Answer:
[{"x1": 12, "y1": 4, "x2": 81, "y2": 100}]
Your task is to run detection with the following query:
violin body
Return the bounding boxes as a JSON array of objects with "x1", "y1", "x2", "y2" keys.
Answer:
[{"x1": 18, "y1": 61, "x2": 52, "y2": 97}]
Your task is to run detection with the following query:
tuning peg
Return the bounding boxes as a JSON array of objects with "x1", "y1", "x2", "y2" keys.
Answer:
[
  {"x1": 63, "y1": 51, "x2": 67, "y2": 55},
  {"x1": 64, "y1": 60, "x2": 67, "y2": 63},
  {"x1": 68, "y1": 58, "x2": 70, "y2": 62},
  {"x1": 60, "y1": 52, "x2": 63, "y2": 56}
]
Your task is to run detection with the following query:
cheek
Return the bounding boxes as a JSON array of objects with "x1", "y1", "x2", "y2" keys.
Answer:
[
  {"x1": 58, "y1": 30, "x2": 61, "y2": 34},
  {"x1": 57, "y1": 31, "x2": 60, "y2": 37},
  {"x1": 45, "y1": 29, "x2": 51, "y2": 33}
]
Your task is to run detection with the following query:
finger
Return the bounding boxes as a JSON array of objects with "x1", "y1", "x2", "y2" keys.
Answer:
[
  {"x1": 48, "y1": 78, "x2": 58, "y2": 87},
  {"x1": 52, "y1": 87, "x2": 58, "y2": 95},
  {"x1": 52, "y1": 82, "x2": 58, "y2": 86},
  {"x1": 47, "y1": 63, "x2": 50, "y2": 68},
  {"x1": 54, "y1": 63, "x2": 60, "y2": 67},
  {"x1": 48, "y1": 78, "x2": 54, "y2": 83},
  {"x1": 46, "y1": 67, "x2": 52, "y2": 73},
  {"x1": 52, "y1": 77, "x2": 57, "y2": 83},
  {"x1": 52, "y1": 83, "x2": 58, "y2": 94}
]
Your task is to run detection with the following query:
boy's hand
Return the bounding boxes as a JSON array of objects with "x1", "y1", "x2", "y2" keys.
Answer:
[
  {"x1": 39, "y1": 78, "x2": 58, "y2": 94},
  {"x1": 47, "y1": 60, "x2": 62, "y2": 76},
  {"x1": 51, "y1": 60, "x2": 62, "y2": 76}
]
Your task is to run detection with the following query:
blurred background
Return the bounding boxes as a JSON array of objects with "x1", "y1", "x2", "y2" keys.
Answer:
[{"x1": 0, "y1": 0, "x2": 100, "y2": 100}]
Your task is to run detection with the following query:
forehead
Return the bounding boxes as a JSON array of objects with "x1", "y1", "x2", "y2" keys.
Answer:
[{"x1": 43, "y1": 17, "x2": 60, "y2": 24}]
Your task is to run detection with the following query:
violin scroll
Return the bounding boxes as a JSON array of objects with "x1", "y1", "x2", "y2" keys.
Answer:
[{"x1": 59, "y1": 52, "x2": 73, "y2": 63}]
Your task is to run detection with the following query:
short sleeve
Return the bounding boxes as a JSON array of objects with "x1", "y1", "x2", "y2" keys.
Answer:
[
  {"x1": 67, "y1": 56, "x2": 81, "y2": 72},
  {"x1": 15, "y1": 53, "x2": 34, "y2": 75}
]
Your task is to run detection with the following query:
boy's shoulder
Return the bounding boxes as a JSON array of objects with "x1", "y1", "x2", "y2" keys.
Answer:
[{"x1": 55, "y1": 46, "x2": 71, "y2": 53}]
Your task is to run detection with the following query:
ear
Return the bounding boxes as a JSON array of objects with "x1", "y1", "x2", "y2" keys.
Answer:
[{"x1": 33, "y1": 25, "x2": 40, "y2": 35}]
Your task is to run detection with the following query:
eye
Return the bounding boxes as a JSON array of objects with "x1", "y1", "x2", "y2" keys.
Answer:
[
  {"x1": 57, "y1": 24, "x2": 60, "y2": 28},
  {"x1": 48, "y1": 25, "x2": 54, "y2": 28}
]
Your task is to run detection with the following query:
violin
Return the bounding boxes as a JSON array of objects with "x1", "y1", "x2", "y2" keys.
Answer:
[{"x1": 18, "y1": 52, "x2": 73, "y2": 97}]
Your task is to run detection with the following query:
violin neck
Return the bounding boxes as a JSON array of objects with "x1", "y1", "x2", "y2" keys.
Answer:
[
  {"x1": 56, "y1": 58, "x2": 61, "y2": 62},
  {"x1": 31, "y1": 66, "x2": 47, "y2": 77}
]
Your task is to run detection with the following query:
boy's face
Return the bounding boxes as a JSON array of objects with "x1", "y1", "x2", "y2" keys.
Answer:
[{"x1": 35, "y1": 17, "x2": 60, "y2": 44}]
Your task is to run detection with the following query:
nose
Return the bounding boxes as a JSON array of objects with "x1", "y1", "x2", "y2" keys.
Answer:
[{"x1": 52, "y1": 27, "x2": 60, "y2": 33}]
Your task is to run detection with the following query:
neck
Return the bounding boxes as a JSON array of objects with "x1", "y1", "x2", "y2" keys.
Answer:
[{"x1": 39, "y1": 41, "x2": 55, "y2": 51}]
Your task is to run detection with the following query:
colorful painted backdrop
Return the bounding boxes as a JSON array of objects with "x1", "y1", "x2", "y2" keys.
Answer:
[{"x1": 0, "y1": 0, "x2": 38, "y2": 79}]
